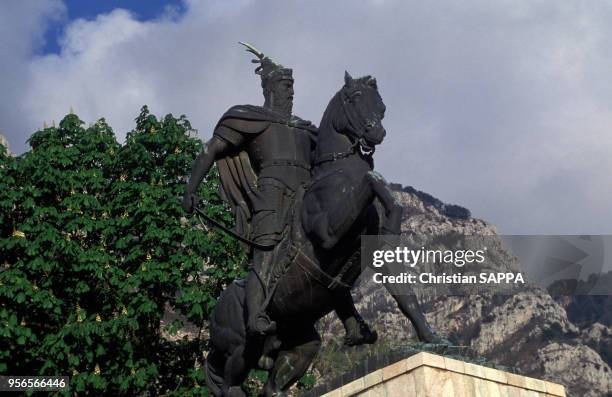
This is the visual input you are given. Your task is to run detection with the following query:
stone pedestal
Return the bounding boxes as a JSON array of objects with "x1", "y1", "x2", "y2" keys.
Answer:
[{"x1": 318, "y1": 352, "x2": 566, "y2": 397}]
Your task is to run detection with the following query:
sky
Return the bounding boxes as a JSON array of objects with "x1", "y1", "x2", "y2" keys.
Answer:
[{"x1": 1, "y1": 0, "x2": 611, "y2": 235}]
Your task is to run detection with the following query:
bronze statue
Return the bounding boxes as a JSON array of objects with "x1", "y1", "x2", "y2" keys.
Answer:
[
  {"x1": 183, "y1": 43, "x2": 372, "y2": 340},
  {"x1": 183, "y1": 43, "x2": 446, "y2": 397}
]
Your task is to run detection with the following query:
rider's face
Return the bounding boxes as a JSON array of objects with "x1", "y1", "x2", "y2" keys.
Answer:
[{"x1": 269, "y1": 79, "x2": 294, "y2": 115}]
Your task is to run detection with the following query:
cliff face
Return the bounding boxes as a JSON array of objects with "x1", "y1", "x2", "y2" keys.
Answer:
[{"x1": 314, "y1": 187, "x2": 612, "y2": 397}]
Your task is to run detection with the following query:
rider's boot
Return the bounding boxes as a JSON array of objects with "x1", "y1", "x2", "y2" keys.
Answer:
[{"x1": 246, "y1": 270, "x2": 277, "y2": 336}]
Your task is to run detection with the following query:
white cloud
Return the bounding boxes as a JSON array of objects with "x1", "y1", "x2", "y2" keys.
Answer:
[
  {"x1": 0, "y1": 0, "x2": 65, "y2": 143},
  {"x1": 1, "y1": 0, "x2": 611, "y2": 234}
]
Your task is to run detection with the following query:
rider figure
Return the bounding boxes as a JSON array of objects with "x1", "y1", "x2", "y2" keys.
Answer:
[{"x1": 182, "y1": 44, "x2": 317, "y2": 336}]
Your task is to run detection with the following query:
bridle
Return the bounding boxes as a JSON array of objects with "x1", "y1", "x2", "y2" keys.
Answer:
[
  {"x1": 314, "y1": 88, "x2": 379, "y2": 166},
  {"x1": 340, "y1": 87, "x2": 380, "y2": 156}
]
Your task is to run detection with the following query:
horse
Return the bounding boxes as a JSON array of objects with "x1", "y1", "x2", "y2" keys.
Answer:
[{"x1": 204, "y1": 72, "x2": 443, "y2": 397}]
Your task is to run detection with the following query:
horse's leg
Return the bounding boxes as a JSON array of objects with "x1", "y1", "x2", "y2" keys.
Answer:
[
  {"x1": 334, "y1": 288, "x2": 378, "y2": 346},
  {"x1": 384, "y1": 285, "x2": 450, "y2": 344},
  {"x1": 371, "y1": 230, "x2": 450, "y2": 344},
  {"x1": 263, "y1": 324, "x2": 321, "y2": 397},
  {"x1": 365, "y1": 176, "x2": 449, "y2": 344}
]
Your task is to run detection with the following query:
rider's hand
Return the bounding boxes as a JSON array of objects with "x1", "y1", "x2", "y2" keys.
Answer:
[{"x1": 182, "y1": 191, "x2": 198, "y2": 214}]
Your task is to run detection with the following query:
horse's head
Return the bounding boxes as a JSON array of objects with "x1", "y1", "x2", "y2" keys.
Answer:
[{"x1": 336, "y1": 71, "x2": 386, "y2": 154}]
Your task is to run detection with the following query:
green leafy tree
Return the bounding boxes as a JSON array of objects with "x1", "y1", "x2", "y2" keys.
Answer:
[
  {"x1": 0, "y1": 108, "x2": 245, "y2": 396},
  {"x1": 1, "y1": 115, "x2": 121, "y2": 392},
  {"x1": 105, "y1": 106, "x2": 246, "y2": 394}
]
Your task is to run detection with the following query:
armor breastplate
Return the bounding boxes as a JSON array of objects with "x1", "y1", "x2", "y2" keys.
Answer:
[{"x1": 247, "y1": 122, "x2": 313, "y2": 190}]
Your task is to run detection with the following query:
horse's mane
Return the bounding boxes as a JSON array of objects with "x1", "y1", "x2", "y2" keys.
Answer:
[{"x1": 319, "y1": 90, "x2": 344, "y2": 133}]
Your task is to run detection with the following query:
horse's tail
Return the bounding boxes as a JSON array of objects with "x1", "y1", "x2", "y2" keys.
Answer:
[{"x1": 204, "y1": 350, "x2": 224, "y2": 397}]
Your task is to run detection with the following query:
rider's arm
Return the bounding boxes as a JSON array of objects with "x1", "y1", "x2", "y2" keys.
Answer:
[
  {"x1": 182, "y1": 135, "x2": 233, "y2": 213},
  {"x1": 185, "y1": 135, "x2": 231, "y2": 195},
  {"x1": 183, "y1": 120, "x2": 257, "y2": 212}
]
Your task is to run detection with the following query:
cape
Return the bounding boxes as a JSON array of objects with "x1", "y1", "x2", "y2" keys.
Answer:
[{"x1": 216, "y1": 104, "x2": 318, "y2": 134}]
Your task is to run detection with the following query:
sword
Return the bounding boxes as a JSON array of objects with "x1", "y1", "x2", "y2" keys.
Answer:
[
  {"x1": 194, "y1": 206, "x2": 274, "y2": 250},
  {"x1": 194, "y1": 206, "x2": 274, "y2": 299}
]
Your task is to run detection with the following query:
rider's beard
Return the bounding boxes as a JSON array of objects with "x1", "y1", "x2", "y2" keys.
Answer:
[
  {"x1": 275, "y1": 99, "x2": 293, "y2": 117},
  {"x1": 265, "y1": 92, "x2": 293, "y2": 117}
]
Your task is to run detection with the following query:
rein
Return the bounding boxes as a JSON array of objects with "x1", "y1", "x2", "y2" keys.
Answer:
[
  {"x1": 195, "y1": 208, "x2": 352, "y2": 293},
  {"x1": 313, "y1": 140, "x2": 358, "y2": 165}
]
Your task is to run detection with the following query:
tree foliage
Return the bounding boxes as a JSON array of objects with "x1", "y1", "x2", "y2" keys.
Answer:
[{"x1": 0, "y1": 107, "x2": 246, "y2": 395}]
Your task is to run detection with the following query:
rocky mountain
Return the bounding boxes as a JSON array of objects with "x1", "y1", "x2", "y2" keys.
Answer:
[
  {"x1": 311, "y1": 186, "x2": 612, "y2": 397},
  {"x1": 165, "y1": 184, "x2": 611, "y2": 396}
]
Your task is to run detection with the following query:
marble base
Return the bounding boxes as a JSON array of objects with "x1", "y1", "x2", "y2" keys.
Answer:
[{"x1": 319, "y1": 352, "x2": 566, "y2": 397}]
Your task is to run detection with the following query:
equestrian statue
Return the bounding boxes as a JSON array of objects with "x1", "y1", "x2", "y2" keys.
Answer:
[{"x1": 182, "y1": 43, "x2": 447, "y2": 397}]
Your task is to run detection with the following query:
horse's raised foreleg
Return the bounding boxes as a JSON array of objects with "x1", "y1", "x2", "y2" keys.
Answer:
[
  {"x1": 310, "y1": 176, "x2": 375, "y2": 250},
  {"x1": 366, "y1": 171, "x2": 402, "y2": 234},
  {"x1": 263, "y1": 324, "x2": 321, "y2": 397}
]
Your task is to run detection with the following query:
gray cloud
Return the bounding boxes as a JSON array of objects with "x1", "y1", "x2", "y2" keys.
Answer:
[{"x1": 1, "y1": 0, "x2": 611, "y2": 234}]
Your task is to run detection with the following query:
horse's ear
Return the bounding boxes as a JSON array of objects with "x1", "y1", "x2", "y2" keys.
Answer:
[
  {"x1": 344, "y1": 71, "x2": 353, "y2": 86},
  {"x1": 367, "y1": 77, "x2": 377, "y2": 89}
]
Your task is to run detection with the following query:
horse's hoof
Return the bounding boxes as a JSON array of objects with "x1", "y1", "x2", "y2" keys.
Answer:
[
  {"x1": 344, "y1": 335, "x2": 357, "y2": 346},
  {"x1": 421, "y1": 330, "x2": 452, "y2": 346},
  {"x1": 258, "y1": 354, "x2": 275, "y2": 370},
  {"x1": 364, "y1": 329, "x2": 378, "y2": 344},
  {"x1": 345, "y1": 329, "x2": 378, "y2": 346},
  {"x1": 227, "y1": 386, "x2": 247, "y2": 397},
  {"x1": 344, "y1": 323, "x2": 378, "y2": 346}
]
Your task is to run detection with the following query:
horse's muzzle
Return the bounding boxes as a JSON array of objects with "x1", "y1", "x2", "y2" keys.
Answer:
[{"x1": 365, "y1": 125, "x2": 386, "y2": 146}]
